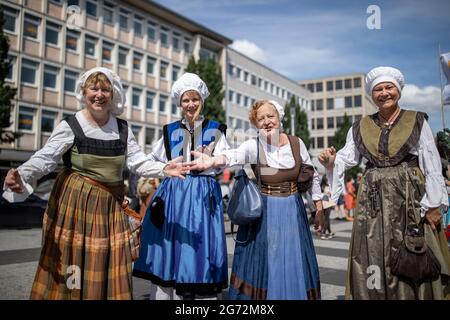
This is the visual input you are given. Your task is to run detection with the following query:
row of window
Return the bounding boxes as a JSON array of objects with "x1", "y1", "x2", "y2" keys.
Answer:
[
  {"x1": 311, "y1": 115, "x2": 362, "y2": 130},
  {"x1": 3, "y1": 4, "x2": 192, "y2": 53},
  {"x1": 228, "y1": 90, "x2": 257, "y2": 109},
  {"x1": 303, "y1": 77, "x2": 362, "y2": 93},
  {"x1": 228, "y1": 63, "x2": 301, "y2": 103},
  {"x1": 228, "y1": 116, "x2": 252, "y2": 131},
  {"x1": 311, "y1": 95, "x2": 362, "y2": 111},
  {"x1": 17, "y1": 105, "x2": 162, "y2": 146}
]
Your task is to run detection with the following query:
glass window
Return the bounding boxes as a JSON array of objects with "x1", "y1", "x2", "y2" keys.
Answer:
[
  {"x1": 43, "y1": 65, "x2": 59, "y2": 89},
  {"x1": 311, "y1": 100, "x2": 315, "y2": 111},
  {"x1": 172, "y1": 66, "x2": 180, "y2": 81},
  {"x1": 316, "y1": 99, "x2": 323, "y2": 111},
  {"x1": 160, "y1": 31, "x2": 168, "y2": 46},
  {"x1": 86, "y1": 1, "x2": 97, "y2": 18},
  {"x1": 251, "y1": 74, "x2": 257, "y2": 86},
  {"x1": 145, "y1": 127, "x2": 155, "y2": 145},
  {"x1": 24, "y1": 14, "x2": 40, "y2": 39},
  {"x1": 102, "y1": 41, "x2": 113, "y2": 61},
  {"x1": 160, "y1": 61, "x2": 168, "y2": 79},
  {"x1": 133, "y1": 52, "x2": 143, "y2": 71},
  {"x1": 18, "y1": 106, "x2": 35, "y2": 131},
  {"x1": 228, "y1": 64, "x2": 234, "y2": 76},
  {"x1": 21, "y1": 59, "x2": 38, "y2": 84},
  {"x1": 354, "y1": 95, "x2": 362, "y2": 107},
  {"x1": 66, "y1": 30, "x2": 79, "y2": 51},
  {"x1": 146, "y1": 91, "x2": 155, "y2": 111},
  {"x1": 244, "y1": 71, "x2": 249, "y2": 82},
  {"x1": 68, "y1": 0, "x2": 79, "y2": 5},
  {"x1": 132, "y1": 88, "x2": 142, "y2": 107},
  {"x1": 184, "y1": 41, "x2": 190, "y2": 54},
  {"x1": 335, "y1": 79, "x2": 343, "y2": 90},
  {"x1": 131, "y1": 125, "x2": 141, "y2": 143},
  {"x1": 173, "y1": 37, "x2": 179, "y2": 50},
  {"x1": 327, "y1": 117, "x2": 334, "y2": 129},
  {"x1": 236, "y1": 93, "x2": 241, "y2": 106},
  {"x1": 311, "y1": 118, "x2": 315, "y2": 130},
  {"x1": 119, "y1": 9, "x2": 129, "y2": 30},
  {"x1": 315, "y1": 82, "x2": 323, "y2": 92},
  {"x1": 45, "y1": 22, "x2": 60, "y2": 45},
  {"x1": 103, "y1": 2, "x2": 114, "y2": 24},
  {"x1": 311, "y1": 138, "x2": 316, "y2": 149},
  {"x1": 228, "y1": 90, "x2": 234, "y2": 102},
  {"x1": 336, "y1": 116, "x2": 344, "y2": 128},
  {"x1": 335, "y1": 97, "x2": 344, "y2": 109},
  {"x1": 41, "y1": 110, "x2": 57, "y2": 133},
  {"x1": 316, "y1": 118, "x2": 324, "y2": 130},
  {"x1": 236, "y1": 68, "x2": 242, "y2": 79},
  {"x1": 326, "y1": 98, "x2": 334, "y2": 110},
  {"x1": 317, "y1": 137, "x2": 324, "y2": 148},
  {"x1": 244, "y1": 96, "x2": 249, "y2": 108},
  {"x1": 6, "y1": 55, "x2": 15, "y2": 80},
  {"x1": 264, "y1": 81, "x2": 268, "y2": 91},
  {"x1": 345, "y1": 78, "x2": 352, "y2": 89},
  {"x1": 307, "y1": 83, "x2": 314, "y2": 93},
  {"x1": 85, "y1": 36, "x2": 97, "y2": 56},
  {"x1": 159, "y1": 95, "x2": 167, "y2": 113},
  {"x1": 353, "y1": 77, "x2": 362, "y2": 88},
  {"x1": 147, "y1": 56, "x2": 156, "y2": 74},
  {"x1": 171, "y1": 103, "x2": 177, "y2": 115},
  {"x1": 3, "y1": 7, "x2": 17, "y2": 32},
  {"x1": 64, "y1": 70, "x2": 78, "y2": 92},
  {"x1": 118, "y1": 47, "x2": 128, "y2": 66},
  {"x1": 134, "y1": 17, "x2": 143, "y2": 36},
  {"x1": 147, "y1": 23, "x2": 156, "y2": 41},
  {"x1": 345, "y1": 96, "x2": 353, "y2": 108}
]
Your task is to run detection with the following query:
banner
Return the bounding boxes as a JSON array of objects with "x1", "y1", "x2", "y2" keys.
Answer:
[{"x1": 441, "y1": 52, "x2": 450, "y2": 105}]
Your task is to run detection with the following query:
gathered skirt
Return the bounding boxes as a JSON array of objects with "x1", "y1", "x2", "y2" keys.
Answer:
[
  {"x1": 30, "y1": 169, "x2": 135, "y2": 300},
  {"x1": 228, "y1": 192, "x2": 321, "y2": 300}
]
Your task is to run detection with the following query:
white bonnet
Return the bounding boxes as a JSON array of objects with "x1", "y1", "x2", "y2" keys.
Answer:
[
  {"x1": 268, "y1": 100, "x2": 285, "y2": 121},
  {"x1": 171, "y1": 72, "x2": 209, "y2": 107},
  {"x1": 365, "y1": 66, "x2": 405, "y2": 97},
  {"x1": 75, "y1": 67, "x2": 125, "y2": 116}
]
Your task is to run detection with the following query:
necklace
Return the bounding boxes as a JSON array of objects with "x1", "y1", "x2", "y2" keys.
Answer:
[{"x1": 378, "y1": 107, "x2": 400, "y2": 128}]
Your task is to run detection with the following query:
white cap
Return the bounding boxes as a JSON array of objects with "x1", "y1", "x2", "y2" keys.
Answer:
[
  {"x1": 268, "y1": 100, "x2": 285, "y2": 121},
  {"x1": 365, "y1": 66, "x2": 405, "y2": 97},
  {"x1": 171, "y1": 72, "x2": 210, "y2": 107}
]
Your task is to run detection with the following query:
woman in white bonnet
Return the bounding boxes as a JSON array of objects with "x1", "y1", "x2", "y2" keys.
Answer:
[
  {"x1": 133, "y1": 72, "x2": 230, "y2": 300},
  {"x1": 3, "y1": 67, "x2": 185, "y2": 299},
  {"x1": 319, "y1": 66, "x2": 450, "y2": 299}
]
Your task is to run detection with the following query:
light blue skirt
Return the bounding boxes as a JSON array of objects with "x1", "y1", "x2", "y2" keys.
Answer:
[
  {"x1": 228, "y1": 193, "x2": 320, "y2": 300},
  {"x1": 133, "y1": 175, "x2": 228, "y2": 296}
]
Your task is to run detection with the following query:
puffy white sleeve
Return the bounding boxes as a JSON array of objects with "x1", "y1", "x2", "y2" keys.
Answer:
[
  {"x1": 3, "y1": 120, "x2": 75, "y2": 201},
  {"x1": 146, "y1": 137, "x2": 168, "y2": 163},
  {"x1": 126, "y1": 127, "x2": 166, "y2": 178},
  {"x1": 299, "y1": 138, "x2": 322, "y2": 201},
  {"x1": 417, "y1": 120, "x2": 448, "y2": 212},
  {"x1": 219, "y1": 139, "x2": 257, "y2": 167},
  {"x1": 327, "y1": 127, "x2": 360, "y2": 203}
]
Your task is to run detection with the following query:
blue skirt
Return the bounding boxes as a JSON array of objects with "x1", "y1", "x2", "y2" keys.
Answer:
[
  {"x1": 228, "y1": 193, "x2": 321, "y2": 300},
  {"x1": 133, "y1": 175, "x2": 228, "y2": 296}
]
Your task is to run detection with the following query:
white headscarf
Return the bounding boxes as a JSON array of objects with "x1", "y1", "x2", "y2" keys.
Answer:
[
  {"x1": 75, "y1": 67, "x2": 125, "y2": 116},
  {"x1": 365, "y1": 66, "x2": 405, "y2": 97},
  {"x1": 268, "y1": 100, "x2": 285, "y2": 122},
  {"x1": 171, "y1": 72, "x2": 209, "y2": 107}
]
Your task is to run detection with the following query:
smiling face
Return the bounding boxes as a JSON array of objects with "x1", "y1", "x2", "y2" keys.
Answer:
[
  {"x1": 255, "y1": 102, "x2": 280, "y2": 138},
  {"x1": 180, "y1": 90, "x2": 202, "y2": 123},
  {"x1": 371, "y1": 82, "x2": 400, "y2": 112},
  {"x1": 83, "y1": 73, "x2": 113, "y2": 118}
]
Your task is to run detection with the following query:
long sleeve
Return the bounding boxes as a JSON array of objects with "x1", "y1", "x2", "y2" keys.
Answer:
[
  {"x1": 299, "y1": 139, "x2": 322, "y2": 200},
  {"x1": 328, "y1": 127, "x2": 360, "y2": 203},
  {"x1": 147, "y1": 137, "x2": 168, "y2": 163}
]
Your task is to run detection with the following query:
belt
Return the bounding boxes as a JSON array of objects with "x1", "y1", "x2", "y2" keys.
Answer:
[
  {"x1": 366, "y1": 155, "x2": 419, "y2": 169},
  {"x1": 260, "y1": 181, "x2": 298, "y2": 197}
]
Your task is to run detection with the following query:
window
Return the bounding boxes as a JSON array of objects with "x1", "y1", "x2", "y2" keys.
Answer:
[
  {"x1": 66, "y1": 30, "x2": 79, "y2": 51},
  {"x1": 147, "y1": 56, "x2": 156, "y2": 75},
  {"x1": 336, "y1": 116, "x2": 345, "y2": 129},
  {"x1": 316, "y1": 118, "x2": 324, "y2": 130},
  {"x1": 68, "y1": 0, "x2": 79, "y2": 5},
  {"x1": 133, "y1": 52, "x2": 143, "y2": 71},
  {"x1": 6, "y1": 55, "x2": 15, "y2": 80},
  {"x1": 103, "y1": 2, "x2": 114, "y2": 24},
  {"x1": 228, "y1": 64, "x2": 234, "y2": 76},
  {"x1": 345, "y1": 96, "x2": 353, "y2": 108},
  {"x1": 159, "y1": 95, "x2": 167, "y2": 113},
  {"x1": 236, "y1": 93, "x2": 242, "y2": 106},
  {"x1": 276, "y1": 87, "x2": 280, "y2": 96},
  {"x1": 119, "y1": 9, "x2": 129, "y2": 30},
  {"x1": 160, "y1": 61, "x2": 168, "y2": 79},
  {"x1": 134, "y1": 16, "x2": 143, "y2": 37},
  {"x1": 328, "y1": 136, "x2": 334, "y2": 148},
  {"x1": 244, "y1": 71, "x2": 249, "y2": 83},
  {"x1": 85, "y1": 35, "x2": 97, "y2": 56},
  {"x1": 86, "y1": 1, "x2": 97, "y2": 18},
  {"x1": 326, "y1": 80, "x2": 334, "y2": 91},
  {"x1": 335, "y1": 97, "x2": 344, "y2": 109},
  {"x1": 102, "y1": 41, "x2": 113, "y2": 61},
  {"x1": 354, "y1": 95, "x2": 362, "y2": 107},
  {"x1": 146, "y1": 91, "x2": 155, "y2": 111},
  {"x1": 43, "y1": 65, "x2": 59, "y2": 89},
  {"x1": 132, "y1": 88, "x2": 142, "y2": 108},
  {"x1": 264, "y1": 81, "x2": 268, "y2": 91},
  {"x1": 21, "y1": 59, "x2": 38, "y2": 85},
  {"x1": 326, "y1": 98, "x2": 334, "y2": 110},
  {"x1": 118, "y1": 47, "x2": 128, "y2": 66},
  {"x1": 172, "y1": 65, "x2": 180, "y2": 81},
  {"x1": 236, "y1": 68, "x2": 242, "y2": 79},
  {"x1": 335, "y1": 79, "x2": 343, "y2": 90},
  {"x1": 3, "y1": 7, "x2": 17, "y2": 32},
  {"x1": 315, "y1": 82, "x2": 323, "y2": 92},
  {"x1": 315, "y1": 99, "x2": 323, "y2": 111},
  {"x1": 307, "y1": 83, "x2": 314, "y2": 93},
  {"x1": 327, "y1": 117, "x2": 334, "y2": 129},
  {"x1": 131, "y1": 125, "x2": 141, "y2": 143},
  {"x1": 173, "y1": 34, "x2": 180, "y2": 50},
  {"x1": 199, "y1": 47, "x2": 218, "y2": 62},
  {"x1": 160, "y1": 28, "x2": 169, "y2": 47},
  {"x1": 311, "y1": 138, "x2": 315, "y2": 149},
  {"x1": 251, "y1": 74, "x2": 257, "y2": 86},
  {"x1": 244, "y1": 96, "x2": 249, "y2": 108},
  {"x1": 171, "y1": 103, "x2": 177, "y2": 115},
  {"x1": 45, "y1": 22, "x2": 60, "y2": 45},
  {"x1": 41, "y1": 110, "x2": 57, "y2": 133},
  {"x1": 311, "y1": 100, "x2": 315, "y2": 111},
  {"x1": 18, "y1": 106, "x2": 35, "y2": 131},
  {"x1": 317, "y1": 137, "x2": 324, "y2": 148},
  {"x1": 24, "y1": 14, "x2": 40, "y2": 39},
  {"x1": 345, "y1": 78, "x2": 352, "y2": 89},
  {"x1": 271, "y1": 84, "x2": 275, "y2": 94},
  {"x1": 184, "y1": 40, "x2": 190, "y2": 54},
  {"x1": 145, "y1": 127, "x2": 155, "y2": 145},
  {"x1": 311, "y1": 118, "x2": 315, "y2": 130},
  {"x1": 147, "y1": 22, "x2": 156, "y2": 41},
  {"x1": 64, "y1": 70, "x2": 78, "y2": 92},
  {"x1": 228, "y1": 90, "x2": 234, "y2": 102},
  {"x1": 353, "y1": 77, "x2": 362, "y2": 88},
  {"x1": 258, "y1": 78, "x2": 262, "y2": 88}
]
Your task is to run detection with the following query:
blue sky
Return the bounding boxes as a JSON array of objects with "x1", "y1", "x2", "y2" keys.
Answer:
[{"x1": 155, "y1": 0, "x2": 450, "y2": 133}]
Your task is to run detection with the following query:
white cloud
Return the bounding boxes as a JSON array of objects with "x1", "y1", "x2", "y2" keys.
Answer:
[
  {"x1": 400, "y1": 84, "x2": 441, "y2": 111},
  {"x1": 230, "y1": 39, "x2": 267, "y2": 64}
]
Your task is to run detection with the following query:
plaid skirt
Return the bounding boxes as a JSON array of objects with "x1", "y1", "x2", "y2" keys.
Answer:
[{"x1": 30, "y1": 169, "x2": 135, "y2": 300}]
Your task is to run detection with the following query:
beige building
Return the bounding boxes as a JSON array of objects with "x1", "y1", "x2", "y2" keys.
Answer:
[
  {"x1": 0, "y1": 0, "x2": 232, "y2": 168},
  {"x1": 298, "y1": 74, "x2": 377, "y2": 163}
]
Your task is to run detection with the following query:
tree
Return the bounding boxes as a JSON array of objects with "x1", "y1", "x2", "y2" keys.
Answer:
[
  {"x1": 282, "y1": 96, "x2": 311, "y2": 148},
  {"x1": 0, "y1": 6, "x2": 18, "y2": 144},
  {"x1": 184, "y1": 56, "x2": 225, "y2": 124}
]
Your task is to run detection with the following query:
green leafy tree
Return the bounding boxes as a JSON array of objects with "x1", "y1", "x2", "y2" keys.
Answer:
[
  {"x1": 184, "y1": 56, "x2": 225, "y2": 124},
  {"x1": 282, "y1": 96, "x2": 311, "y2": 148},
  {"x1": 0, "y1": 6, "x2": 18, "y2": 144}
]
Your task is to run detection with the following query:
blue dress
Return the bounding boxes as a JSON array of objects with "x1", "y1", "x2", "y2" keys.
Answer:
[{"x1": 133, "y1": 119, "x2": 228, "y2": 296}]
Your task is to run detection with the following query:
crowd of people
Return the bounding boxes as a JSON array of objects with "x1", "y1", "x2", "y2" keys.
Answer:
[{"x1": 2, "y1": 65, "x2": 450, "y2": 300}]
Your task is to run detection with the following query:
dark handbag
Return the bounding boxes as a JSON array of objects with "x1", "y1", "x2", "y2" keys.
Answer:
[
  {"x1": 227, "y1": 137, "x2": 263, "y2": 226},
  {"x1": 149, "y1": 196, "x2": 165, "y2": 229},
  {"x1": 297, "y1": 163, "x2": 314, "y2": 193}
]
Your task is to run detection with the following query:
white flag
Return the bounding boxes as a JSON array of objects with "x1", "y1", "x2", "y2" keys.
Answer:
[{"x1": 441, "y1": 52, "x2": 450, "y2": 105}]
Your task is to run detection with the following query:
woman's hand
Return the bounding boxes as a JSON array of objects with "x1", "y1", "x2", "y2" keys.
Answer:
[
  {"x1": 163, "y1": 156, "x2": 188, "y2": 179},
  {"x1": 424, "y1": 207, "x2": 442, "y2": 231},
  {"x1": 313, "y1": 200, "x2": 325, "y2": 232},
  {"x1": 318, "y1": 147, "x2": 336, "y2": 170},
  {"x1": 4, "y1": 169, "x2": 25, "y2": 193},
  {"x1": 185, "y1": 151, "x2": 226, "y2": 172}
]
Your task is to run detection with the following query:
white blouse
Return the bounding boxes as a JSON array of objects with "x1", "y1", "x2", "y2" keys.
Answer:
[
  {"x1": 219, "y1": 136, "x2": 323, "y2": 200},
  {"x1": 326, "y1": 120, "x2": 448, "y2": 215},
  {"x1": 3, "y1": 111, "x2": 167, "y2": 202},
  {"x1": 149, "y1": 116, "x2": 230, "y2": 176}
]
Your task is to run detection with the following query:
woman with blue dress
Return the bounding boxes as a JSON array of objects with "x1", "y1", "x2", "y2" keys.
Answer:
[
  {"x1": 187, "y1": 100, "x2": 324, "y2": 300},
  {"x1": 133, "y1": 73, "x2": 230, "y2": 299}
]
